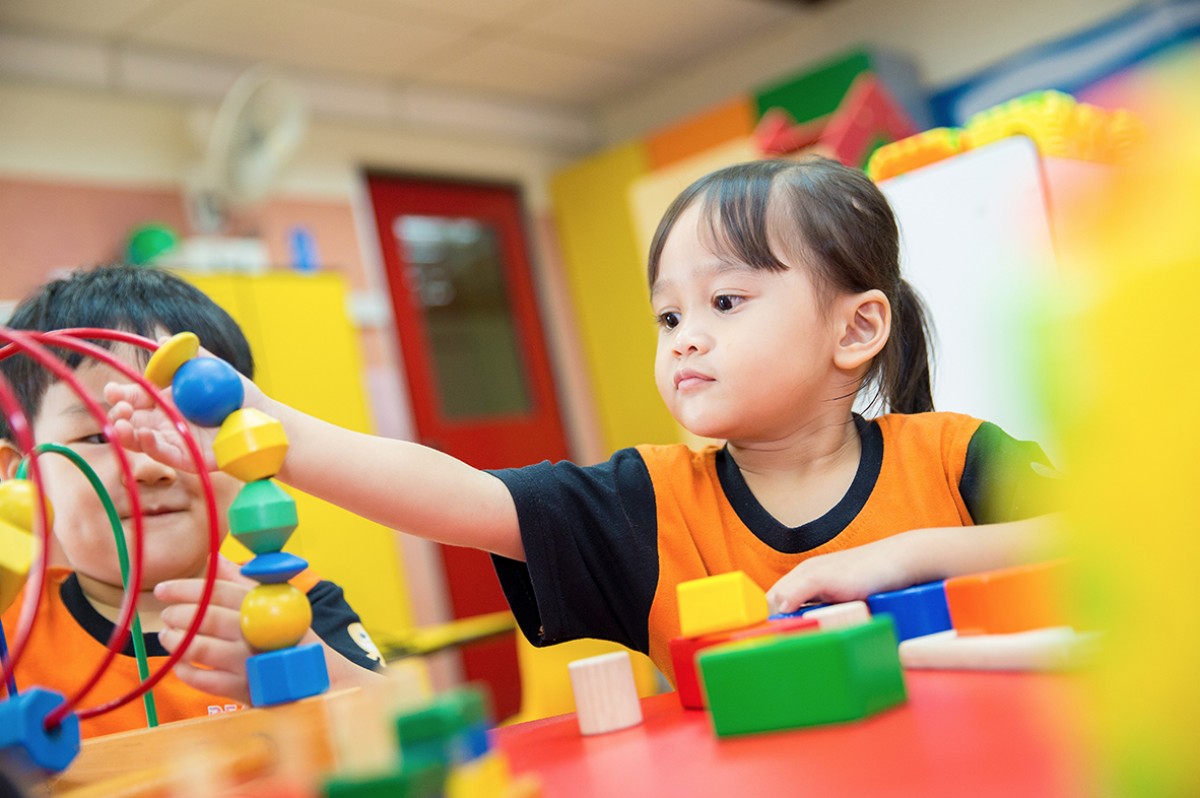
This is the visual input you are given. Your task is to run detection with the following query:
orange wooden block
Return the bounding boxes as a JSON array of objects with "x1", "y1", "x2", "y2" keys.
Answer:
[
  {"x1": 944, "y1": 559, "x2": 1076, "y2": 636},
  {"x1": 645, "y1": 96, "x2": 756, "y2": 170}
]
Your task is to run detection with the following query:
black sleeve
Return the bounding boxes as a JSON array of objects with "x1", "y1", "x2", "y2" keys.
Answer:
[
  {"x1": 306, "y1": 580, "x2": 385, "y2": 671},
  {"x1": 487, "y1": 448, "x2": 659, "y2": 655},
  {"x1": 959, "y1": 422, "x2": 1060, "y2": 524}
]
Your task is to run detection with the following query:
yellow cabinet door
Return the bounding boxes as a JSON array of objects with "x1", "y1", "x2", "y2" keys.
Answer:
[{"x1": 182, "y1": 272, "x2": 412, "y2": 640}]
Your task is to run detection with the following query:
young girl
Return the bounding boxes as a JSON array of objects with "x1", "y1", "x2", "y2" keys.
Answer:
[{"x1": 109, "y1": 157, "x2": 1059, "y2": 681}]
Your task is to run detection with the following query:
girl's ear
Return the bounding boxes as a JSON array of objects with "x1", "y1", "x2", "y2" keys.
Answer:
[
  {"x1": 0, "y1": 441, "x2": 24, "y2": 480},
  {"x1": 833, "y1": 289, "x2": 890, "y2": 372}
]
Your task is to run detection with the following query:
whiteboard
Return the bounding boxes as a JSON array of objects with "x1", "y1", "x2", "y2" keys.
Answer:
[{"x1": 880, "y1": 137, "x2": 1060, "y2": 460}]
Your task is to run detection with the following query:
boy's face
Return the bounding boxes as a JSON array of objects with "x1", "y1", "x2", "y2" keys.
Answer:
[
  {"x1": 27, "y1": 354, "x2": 240, "y2": 591},
  {"x1": 651, "y1": 203, "x2": 844, "y2": 442}
]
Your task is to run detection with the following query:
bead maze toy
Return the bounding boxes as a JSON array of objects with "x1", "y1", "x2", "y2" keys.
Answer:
[{"x1": 0, "y1": 328, "x2": 542, "y2": 797}]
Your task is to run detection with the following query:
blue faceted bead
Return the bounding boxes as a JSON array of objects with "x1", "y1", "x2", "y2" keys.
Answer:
[{"x1": 240, "y1": 551, "x2": 308, "y2": 584}]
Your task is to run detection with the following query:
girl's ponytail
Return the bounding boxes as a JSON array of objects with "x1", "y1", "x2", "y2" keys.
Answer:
[{"x1": 881, "y1": 278, "x2": 934, "y2": 414}]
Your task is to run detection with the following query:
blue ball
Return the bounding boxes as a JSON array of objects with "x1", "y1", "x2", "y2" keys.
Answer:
[{"x1": 171, "y1": 357, "x2": 244, "y2": 427}]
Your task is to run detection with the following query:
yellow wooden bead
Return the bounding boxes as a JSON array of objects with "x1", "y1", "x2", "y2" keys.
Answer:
[
  {"x1": 0, "y1": 479, "x2": 53, "y2": 532},
  {"x1": 214, "y1": 408, "x2": 289, "y2": 482},
  {"x1": 143, "y1": 332, "x2": 200, "y2": 388},
  {"x1": 0, "y1": 517, "x2": 35, "y2": 615},
  {"x1": 240, "y1": 582, "x2": 312, "y2": 652}
]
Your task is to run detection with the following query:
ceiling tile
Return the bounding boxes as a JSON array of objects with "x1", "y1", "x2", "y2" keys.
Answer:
[
  {"x1": 519, "y1": 0, "x2": 802, "y2": 68},
  {"x1": 129, "y1": 0, "x2": 469, "y2": 81},
  {"x1": 418, "y1": 37, "x2": 651, "y2": 105},
  {"x1": 0, "y1": 0, "x2": 166, "y2": 37},
  {"x1": 316, "y1": 0, "x2": 551, "y2": 25}
]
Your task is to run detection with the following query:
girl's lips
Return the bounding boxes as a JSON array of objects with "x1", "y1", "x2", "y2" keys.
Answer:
[{"x1": 674, "y1": 369, "x2": 713, "y2": 389}]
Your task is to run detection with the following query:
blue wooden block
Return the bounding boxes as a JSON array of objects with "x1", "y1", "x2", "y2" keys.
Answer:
[
  {"x1": 768, "y1": 603, "x2": 828, "y2": 621},
  {"x1": 172, "y1": 357, "x2": 244, "y2": 427},
  {"x1": 246, "y1": 643, "x2": 329, "y2": 707},
  {"x1": 240, "y1": 551, "x2": 308, "y2": 584},
  {"x1": 0, "y1": 688, "x2": 81, "y2": 774},
  {"x1": 866, "y1": 581, "x2": 952, "y2": 641}
]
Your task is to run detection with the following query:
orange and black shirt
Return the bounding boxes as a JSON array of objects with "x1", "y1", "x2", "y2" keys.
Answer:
[
  {"x1": 490, "y1": 412, "x2": 1056, "y2": 681},
  {"x1": 2, "y1": 567, "x2": 383, "y2": 738}
]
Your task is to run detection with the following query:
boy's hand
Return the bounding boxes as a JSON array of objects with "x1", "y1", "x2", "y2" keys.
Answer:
[
  {"x1": 766, "y1": 536, "x2": 913, "y2": 615},
  {"x1": 156, "y1": 556, "x2": 258, "y2": 704}
]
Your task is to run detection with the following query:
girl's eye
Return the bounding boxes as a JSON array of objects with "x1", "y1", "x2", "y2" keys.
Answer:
[
  {"x1": 76, "y1": 433, "x2": 108, "y2": 446},
  {"x1": 714, "y1": 295, "x2": 743, "y2": 312},
  {"x1": 657, "y1": 311, "x2": 680, "y2": 330}
]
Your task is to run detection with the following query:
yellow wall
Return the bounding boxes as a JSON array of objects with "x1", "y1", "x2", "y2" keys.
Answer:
[
  {"x1": 550, "y1": 142, "x2": 678, "y2": 453},
  {"x1": 184, "y1": 272, "x2": 413, "y2": 639}
]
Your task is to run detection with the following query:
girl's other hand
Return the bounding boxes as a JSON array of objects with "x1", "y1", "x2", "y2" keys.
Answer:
[{"x1": 766, "y1": 536, "x2": 913, "y2": 615}]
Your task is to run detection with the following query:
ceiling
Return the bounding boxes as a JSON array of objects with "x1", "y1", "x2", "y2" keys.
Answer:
[{"x1": 0, "y1": 0, "x2": 814, "y2": 109}]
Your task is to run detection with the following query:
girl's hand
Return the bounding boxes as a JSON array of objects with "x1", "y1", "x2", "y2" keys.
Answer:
[
  {"x1": 105, "y1": 347, "x2": 265, "y2": 473},
  {"x1": 155, "y1": 555, "x2": 259, "y2": 704},
  {"x1": 766, "y1": 536, "x2": 915, "y2": 615}
]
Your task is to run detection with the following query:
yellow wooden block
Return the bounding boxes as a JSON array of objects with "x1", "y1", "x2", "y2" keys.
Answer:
[
  {"x1": 677, "y1": 571, "x2": 769, "y2": 638},
  {"x1": 0, "y1": 479, "x2": 53, "y2": 532},
  {"x1": 214, "y1": 408, "x2": 289, "y2": 482},
  {"x1": 0, "y1": 517, "x2": 35, "y2": 614},
  {"x1": 143, "y1": 331, "x2": 199, "y2": 388},
  {"x1": 446, "y1": 751, "x2": 511, "y2": 798}
]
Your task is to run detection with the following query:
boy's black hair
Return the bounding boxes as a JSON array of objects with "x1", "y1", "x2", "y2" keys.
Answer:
[{"x1": 0, "y1": 264, "x2": 254, "y2": 439}]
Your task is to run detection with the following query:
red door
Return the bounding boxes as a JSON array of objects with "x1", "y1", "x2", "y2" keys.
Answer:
[{"x1": 365, "y1": 173, "x2": 571, "y2": 720}]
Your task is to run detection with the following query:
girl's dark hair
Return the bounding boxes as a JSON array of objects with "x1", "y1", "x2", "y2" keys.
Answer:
[
  {"x1": 647, "y1": 156, "x2": 934, "y2": 415},
  {"x1": 0, "y1": 264, "x2": 254, "y2": 437}
]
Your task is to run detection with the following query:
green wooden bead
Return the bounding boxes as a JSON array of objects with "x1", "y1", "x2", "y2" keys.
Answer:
[{"x1": 228, "y1": 479, "x2": 298, "y2": 554}]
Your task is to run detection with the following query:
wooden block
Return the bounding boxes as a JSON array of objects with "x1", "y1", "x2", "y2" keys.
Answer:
[
  {"x1": 668, "y1": 615, "x2": 819, "y2": 710},
  {"x1": 676, "y1": 571, "x2": 768, "y2": 638},
  {"x1": 804, "y1": 600, "x2": 871, "y2": 631},
  {"x1": 865, "y1": 581, "x2": 952, "y2": 641},
  {"x1": 945, "y1": 559, "x2": 1076, "y2": 635},
  {"x1": 698, "y1": 616, "x2": 906, "y2": 737},
  {"x1": 567, "y1": 651, "x2": 643, "y2": 736},
  {"x1": 899, "y1": 627, "x2": 1102, "y2": 671}
]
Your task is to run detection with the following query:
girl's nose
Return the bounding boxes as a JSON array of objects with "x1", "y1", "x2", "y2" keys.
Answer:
[{"x1": 672, "y1": 318, "x2": 711, "y2": 356}]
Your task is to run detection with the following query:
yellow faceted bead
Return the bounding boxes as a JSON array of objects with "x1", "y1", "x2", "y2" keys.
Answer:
[
  {"x1": 214, "y1": 408, "x2": 289, "y2": 482},
  {"x1": 677, "y1": 571, "x2": 769, "y2": 638},
  {"x1": 143, "y1": 332, "x2": 200, "y2": 388},
  {"x1": 0, "y1": 517, "x2": 35, "y2": 614},
  {"x1": 0, "y1": 479, "x2": 53, "y2": 532},
  {"x1": 240, "y1": 582, "x2": 312, "y2": 652}
]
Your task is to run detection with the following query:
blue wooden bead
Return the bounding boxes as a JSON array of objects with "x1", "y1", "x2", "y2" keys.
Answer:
[
  {"x1": 246, "y1": 643, "x2": 330, "y2": 707},
  {"x1": 0, "y1": 688, "x2": 81, "y2": 774},
  {"x1": 172, "y1": 357, "x2": 244, "y2": 427},
  {"x1": 240, "y1": 551, "x2": 308, "y2": 584}
]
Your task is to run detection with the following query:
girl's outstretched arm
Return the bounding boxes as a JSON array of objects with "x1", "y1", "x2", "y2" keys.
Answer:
[
  {"x1": 106, "y1": 376, "x2": 525, "y2": 561},
  {"x1": 765, "y1": 515, "x2": 1064, "y2": 614}
]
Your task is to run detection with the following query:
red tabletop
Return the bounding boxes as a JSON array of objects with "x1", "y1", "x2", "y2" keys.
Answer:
[{"x1": 494, "y1": 671, "x2": 1098, "y2": 797}]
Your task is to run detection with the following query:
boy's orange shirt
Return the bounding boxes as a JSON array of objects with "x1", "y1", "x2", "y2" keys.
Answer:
[{"x1": 3, "y1": 567, "x2": 313, "y2": 738}]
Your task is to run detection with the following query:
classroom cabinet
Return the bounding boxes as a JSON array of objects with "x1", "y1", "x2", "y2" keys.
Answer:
[{"x1": 182, "y1": 271, "x2": 413, "y2": 641}]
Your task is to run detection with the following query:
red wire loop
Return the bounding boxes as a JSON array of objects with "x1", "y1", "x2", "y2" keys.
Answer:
[{"x1": 0, "y1": 328, "x2": 223, "y2": 727}]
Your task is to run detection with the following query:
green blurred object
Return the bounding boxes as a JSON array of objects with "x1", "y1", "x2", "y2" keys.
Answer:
[{"x1": 126, "y1": 223, "x2": 178, "y2": 265}]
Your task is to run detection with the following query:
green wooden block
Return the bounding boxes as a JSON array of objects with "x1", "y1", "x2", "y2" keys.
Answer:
[
  {"x1": 698, "y1": 615, "x2": 906, "y2": 737},
  {"x1": 323, "y1": 761, "x2": 446, "y2": 798},
  {"x1": 228, "y1": 479, "x2": 298, "y2": 554}
]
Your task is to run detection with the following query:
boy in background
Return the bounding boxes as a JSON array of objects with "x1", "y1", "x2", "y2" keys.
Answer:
[{"x1": 0, "y1": 264, "x2": 384, "y2": 737}]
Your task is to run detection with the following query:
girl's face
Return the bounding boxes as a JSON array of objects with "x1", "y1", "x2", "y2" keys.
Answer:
[
  {"x1": 650, "y1": 203, "x2": 845, "y2": 443},
  {"x1": 29, "y1": 357, "x2": 240, "y2": 592}
]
